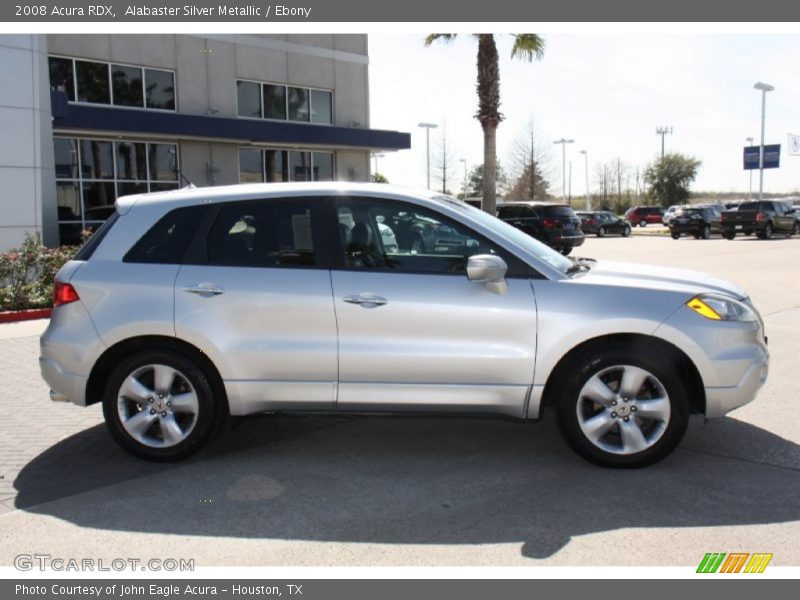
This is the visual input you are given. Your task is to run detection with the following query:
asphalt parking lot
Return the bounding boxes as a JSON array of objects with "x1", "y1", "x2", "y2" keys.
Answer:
[{"x1": 0, "y1": 233, "x2": 798, "y2": 567}]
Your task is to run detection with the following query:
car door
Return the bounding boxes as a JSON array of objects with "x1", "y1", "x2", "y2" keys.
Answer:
[
  {"x1": 330, "y1": 196, "x2": 538, "y2": 418},
  {"x1": 772, "y1": 202, "x2": 793, "y2": 232},
  {"x1": 174, "y1": 196, "x2": 338, "y2": 415}
]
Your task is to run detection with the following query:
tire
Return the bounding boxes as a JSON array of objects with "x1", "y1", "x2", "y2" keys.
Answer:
[
  {"x1": 671, "y1": 232, "x2": 680, "y2": 240},
  {"x1": 554, "y1": 342, "x2": 690, "y2": 468},
  {"x1": 692, "y1": 233, "x2": 701, "y2": 239},
  {"x1": 701, "y1": 225, "x2": 711, "y2": 240},
  {"x1": 639, "y1": 219, "x2": 647, "y2": 228},
  {"x1": 622, "y1": 226, "x2": 630, "y2": 238},
  {"x1": 744, "y1": 230, "x2": 752, "y2": 236},
  {"x1": 410, "y1": 234, "x2": 425, "y2": 254},
  {"x1": 102, "y1": 349, "x2": 224, "y2": 461},
  {"x1": 560, "y1": 246, "x2": 573, "y2": 256},
  {"x1": 792, "y1": 221, "x2": 800, "y2": 236},
  {"x1": 597, "y1": 226, "x2": 605, "y2": 238},
  {"x1": 723, "y1": 232, "x2": 735, "y2": 240},
  {"x1": 758, "y1": 223, "x2": 774, "y2": 240}
]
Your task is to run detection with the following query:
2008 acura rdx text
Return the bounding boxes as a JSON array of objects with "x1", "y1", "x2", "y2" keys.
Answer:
[{"x1": 39, "y1": 183, "x2": 769, "y2": 467}]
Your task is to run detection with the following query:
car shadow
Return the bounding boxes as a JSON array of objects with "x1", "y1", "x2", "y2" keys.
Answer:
[{"x1": 12, "y1": 414, "x2": 800, "y2": 560}]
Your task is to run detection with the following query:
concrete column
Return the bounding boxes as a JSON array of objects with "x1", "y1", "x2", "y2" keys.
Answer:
[{"x1": 0, "y1": 34, "x2": 57, "y2": 250}]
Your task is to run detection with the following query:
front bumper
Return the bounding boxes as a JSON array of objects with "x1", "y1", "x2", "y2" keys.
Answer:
[{"x1": 705, "y1": 357, "x2": 769, "y2": 418}]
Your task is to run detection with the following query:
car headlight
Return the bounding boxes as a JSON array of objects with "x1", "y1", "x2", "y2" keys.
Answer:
[{"x1": 686, "y1": 293, "x2": 757, "y2": 322}]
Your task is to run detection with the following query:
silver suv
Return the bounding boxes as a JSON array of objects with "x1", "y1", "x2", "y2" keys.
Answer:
[{"x1": 40, "y1": 183, "x2": 769, "y2": 467}]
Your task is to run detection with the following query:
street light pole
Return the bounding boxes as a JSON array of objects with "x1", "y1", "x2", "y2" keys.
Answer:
[
  {"x1": 656, "y1": 126, "x2": 673, "y2": 159},
  {"x1": 745, "y1": 136, "x2": 754, "y2": 200},
  {"x1": 418, "y1": 122, "x2": 438, "y2": 189},
  {"x1": 553, "y1": 138, "x2": 574, "y2": 202},
  {"x1": 459, "y1": 158, "x2": 467, "y2": 197},
  {"x1": 753, "y1": 82, "x2": 774, "y2": 201},
  {"x1": 580, "y1": 150, "x2": 590, "y2": 211}
]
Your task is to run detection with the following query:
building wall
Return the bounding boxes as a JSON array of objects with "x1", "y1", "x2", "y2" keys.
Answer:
[{"x1": 0, "y1": 35, "x2": 58, "y2": 250}]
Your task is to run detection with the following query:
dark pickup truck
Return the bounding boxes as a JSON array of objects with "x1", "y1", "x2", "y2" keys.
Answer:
[{"x1": 720, "y1": 200, "x2": 800, "y2": 240}]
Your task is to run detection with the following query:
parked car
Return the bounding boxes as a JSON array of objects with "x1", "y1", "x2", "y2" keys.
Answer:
[
  {"x1": 669, "y1": 206, "x2": 722, "y2": 239},
  {"x1": 662, "y1": 205, "x2": 682, "y2": 226},
  {"x1": 496, "y1": 202, "x2": 585, "y2": 255},
  {"x1": 720, "y1": 200, "x2": 800, "y2": 240},
  {"x1": 625, "y1": 206, "x2": 665, "y2": 227},
  {"x1": 40, "y1": 183, "x2": 769, "y2": 468},
  {"x1": 576, "y1": 211, "x2": 631, "y2": 237}
]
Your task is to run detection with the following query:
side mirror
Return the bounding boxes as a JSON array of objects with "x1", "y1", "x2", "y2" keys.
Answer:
[{"x1": 467, "y1": 254, "x2": 508, "y2": 294}]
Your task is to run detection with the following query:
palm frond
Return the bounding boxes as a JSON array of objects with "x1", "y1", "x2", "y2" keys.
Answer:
[
  {"x1": 510, "y1": 34, "x2": 545, "y2": 62},
  {"x1": 424, "y1": 34, "x2": 457, "y2": 46}
]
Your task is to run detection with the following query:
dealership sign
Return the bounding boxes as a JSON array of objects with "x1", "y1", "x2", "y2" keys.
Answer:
[{"x1": 743, "y1": 144, "x2": 780, "y2": 169}]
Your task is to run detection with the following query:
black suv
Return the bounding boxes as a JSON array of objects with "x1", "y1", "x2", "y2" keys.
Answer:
[
  {"x1": 669, "y1": 206, "x2": 722, "y2": 239},
  {"x1": 496, "y1": 202, "x2": 585, "y2": 255}
]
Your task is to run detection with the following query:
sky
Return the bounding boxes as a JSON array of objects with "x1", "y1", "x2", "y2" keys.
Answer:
[{"x1": 368, "y1": 33, "x2": 800, "y2": 197}]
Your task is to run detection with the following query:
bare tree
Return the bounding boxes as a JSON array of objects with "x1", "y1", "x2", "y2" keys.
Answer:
[
  {"x1": 432, "y1": 122, "x2": 458, "y2": 195},
  {"x1": 506, "y1": 118, "x2": 553, "y2": 201}
]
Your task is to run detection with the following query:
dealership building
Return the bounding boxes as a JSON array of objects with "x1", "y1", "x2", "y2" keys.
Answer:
[{"x1": 0, "y1": 34, "x2": 410, "y2": 250}]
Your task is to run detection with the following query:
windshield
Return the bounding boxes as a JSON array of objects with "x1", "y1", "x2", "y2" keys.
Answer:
[{"x1": 441, "y1": 198, "x2": 574, "y2": 273}]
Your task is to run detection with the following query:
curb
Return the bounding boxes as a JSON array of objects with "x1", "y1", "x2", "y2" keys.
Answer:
[{"x1": 0, "y1": 308, "x2": 52, "y2": 324}]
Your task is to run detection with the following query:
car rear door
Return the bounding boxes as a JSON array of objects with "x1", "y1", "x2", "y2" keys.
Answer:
[
  {"x1": 330, "y1": 196, "x2": 538, "y2": 418},
  {"x1": 174, "y1": 196, "x2": 338, "y2": 415}
]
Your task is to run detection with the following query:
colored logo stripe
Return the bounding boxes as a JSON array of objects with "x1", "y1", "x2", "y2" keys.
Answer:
[
  {"x1": 697, "y1": 552, "x2": 773, "y2": 573},
  {"x1": 720, "y1": 553, "x2": 749, "y2": 573},
  {"x1": 697, "y1": 553, "x2": 726, "y2": 573},
  {"x1": 744, "y1": 553, "x2": 773, "y2": 573}
]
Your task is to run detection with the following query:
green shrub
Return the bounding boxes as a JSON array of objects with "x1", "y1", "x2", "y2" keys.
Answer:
[{"x1": 0, "y1": 232, "x2": 83, "y2": 311}]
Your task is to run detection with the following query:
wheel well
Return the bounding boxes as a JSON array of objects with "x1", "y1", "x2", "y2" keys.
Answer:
[
  {"x1": 541, "y1": 333, "x2": 706, "y2": 415},
  {"x1": 85, "y1": 336, "x2": 228, "y2": 414}
]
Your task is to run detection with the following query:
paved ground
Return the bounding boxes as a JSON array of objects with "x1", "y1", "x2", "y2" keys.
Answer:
[{"x1": 1, "y1": 234, "x2": 798, "y2": 566}]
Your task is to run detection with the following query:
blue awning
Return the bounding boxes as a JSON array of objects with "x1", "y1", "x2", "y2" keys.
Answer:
[{"x1": 50, "y1": 91, "x2": 410, "y2": 151}]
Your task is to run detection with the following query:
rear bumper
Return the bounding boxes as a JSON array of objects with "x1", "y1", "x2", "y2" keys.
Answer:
[
  {"x1": 547, "y1": 233, "x2": 585, "y2": 248},
  {"x1": 39, "y1": 356, "x2": 89, "y2": 406}
]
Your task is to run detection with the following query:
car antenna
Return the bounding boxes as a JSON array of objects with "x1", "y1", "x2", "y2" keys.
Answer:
[{"x1": 177, "y1": 169, "x2": 196, "y2": 189}]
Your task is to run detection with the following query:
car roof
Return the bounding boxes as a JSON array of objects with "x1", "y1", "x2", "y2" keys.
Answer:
[{"x1": 114, "y1": 182, "x2": 451, "y2": 214}]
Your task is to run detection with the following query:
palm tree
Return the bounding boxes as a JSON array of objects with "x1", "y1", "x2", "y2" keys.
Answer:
[{"x1": 425, "y1": 34, "x2": 545, "y2": 214}]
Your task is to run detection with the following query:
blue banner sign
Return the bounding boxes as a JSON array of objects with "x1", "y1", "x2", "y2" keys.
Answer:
[{"x1": 744, "y1": 145, "x2": 781, "y2": 170}]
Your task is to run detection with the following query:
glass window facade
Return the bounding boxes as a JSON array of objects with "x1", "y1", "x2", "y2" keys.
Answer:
[
  {"x1": 239, "y1": 148, "x2": 335, "y2": 183},
  {"x1": 236, "y1": 80, "x2": 333, "y2": 125},
  {"x1": 48, "y1": 55, "x2": 176, "y2": 111},
  {"x1": 54, "y1": 137, "x2": 180, "y2": 245}
]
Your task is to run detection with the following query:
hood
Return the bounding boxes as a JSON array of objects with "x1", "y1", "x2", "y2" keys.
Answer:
[{"x1": 570, "y1": 260, "x2": 747, "y2": 299}]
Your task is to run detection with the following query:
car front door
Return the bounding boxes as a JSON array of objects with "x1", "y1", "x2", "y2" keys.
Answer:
[
  {"x1": 174, "y1": 196, "x2": 338, "y2": 415},
  {"x1": 330, "y1": 196, "x2": 538, "y2": 418}
]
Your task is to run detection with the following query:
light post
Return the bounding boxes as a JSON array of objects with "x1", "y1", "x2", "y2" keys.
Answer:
[
  {"x1": 745, "y1": 136, "x2": 754, "y2": 200},
  {"x1": 459, "y1": 158, "x2": 467, "y2": 197},
  {"x1": 418, "y1": 122, "x2": 438, "y2": 189},
  {"x1": 656, "y1": 126, "x2": 673, "y2": 159},
  {"x1": 753, "y1": 82, "x2": 774, "y2": 201},
  {"x1": 580, "y1": 150, "x2": 591, "y2": 211},
  {"x1": 553, "y1": 138, "x2": 574, "y2": 202}
]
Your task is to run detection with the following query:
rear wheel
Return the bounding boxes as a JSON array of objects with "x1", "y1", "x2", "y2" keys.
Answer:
[
  {"x1": 723, "y1": 232, "x2": 736, "y2": 240},
  {"x1": 555, "y1": 344, "x2": 690, "y2": 468},
  {"x1": 792, "y1": 221, "x2": 800, "y2": 236},
  {"x1": 103, "y1": 349, "x2": 224, "y2": 461},
  {"x1": 622, "y1": 226, "x2": 631, "y2": 238},
  {"x1": 639, "y1": 219, "x2": 647, "y2": 228},
  {"x1": 758, "y1": 223, "x2": 774, "y2": 240},
  {"x1": 559, "y1": 246, "x2": 573, "y2": 256},
  {"x1": 701, "y1": 224, "x2": 711, "y2": 239},
  {"x1": 671, "y1": 232, "x2": 680, "y2": 240},
  {"x1": 597, "y1": 226, "x2": 606, "y2": 238}
]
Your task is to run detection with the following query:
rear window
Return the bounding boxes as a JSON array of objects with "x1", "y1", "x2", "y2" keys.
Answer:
[
  {"x1": 73, "y1": 212, "x2": 119, "y2": 261},
  {"x1": 124, "y1": 205, "x2": 207, "y2": 264},
  {"x1": 540, "y1": 205, "x2": 575, "y2": 217},
  {"x1": 738, "y1": 202, "x2": 762, "y2": 211}
]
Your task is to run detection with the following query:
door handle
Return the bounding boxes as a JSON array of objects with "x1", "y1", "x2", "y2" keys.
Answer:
[
  {"x1": 343, "y1": 293, "x2": 388, "y2": 308},
  {"x1": 182, "y1": 284, "x2": 225, "y2": 296}
]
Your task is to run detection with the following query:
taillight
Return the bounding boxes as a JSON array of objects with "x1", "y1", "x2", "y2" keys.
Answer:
[
  {"x1": 755, "y1": 212, "x2": 764, "y2": 222},
  {"x1": 54, "y1": 281, "x2": 80, "y2": 307},
  {"x1": 542, "y1": 218, "x2": 558, "y2": 228}
]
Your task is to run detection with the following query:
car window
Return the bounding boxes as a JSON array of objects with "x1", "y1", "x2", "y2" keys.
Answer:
[
  {"x1": 124, "y1": 205, "x2": 206, "y2": 264},
  {"x1": 497, "y1": 206, "x2": 521, "y2": 219},
  {"x1": 207, "y1": 199, "x2": 316, "y2": 268},
  {"x1": 540, "y1": 205, "x2": 575, "y2": 218},
  {"x1": 335, "y1": 197, "x2": 528, "y2": 277}
]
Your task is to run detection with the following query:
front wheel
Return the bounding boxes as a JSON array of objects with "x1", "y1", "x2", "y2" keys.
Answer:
[
  {"x1": 103, "y1": 349, "x2": 224, "y2": 461},
  {"x1": 671, "y1": 232, "x2": 680, "y2": 240},
  {"x1": 701, "y1": 225, "x2": 711, "y2": 239},
  {"x1": 622, "y1": 226, "x2": 631, "y2": 238},
  {"x1": 792, "y1": 222, "x2": 800, "y2": 236},
  {"x1": 559, "y1": 246, "x2": 573, "y2": 256},
  {"x1": 597, "y1": 226, "x2": 605, "y2": 238},
  {"x1": 555, "y1": 344, "x2": 690, "y2": 468},
  {"x1": 723, "y1": 232, "x2": 736, "y2": 240}
]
